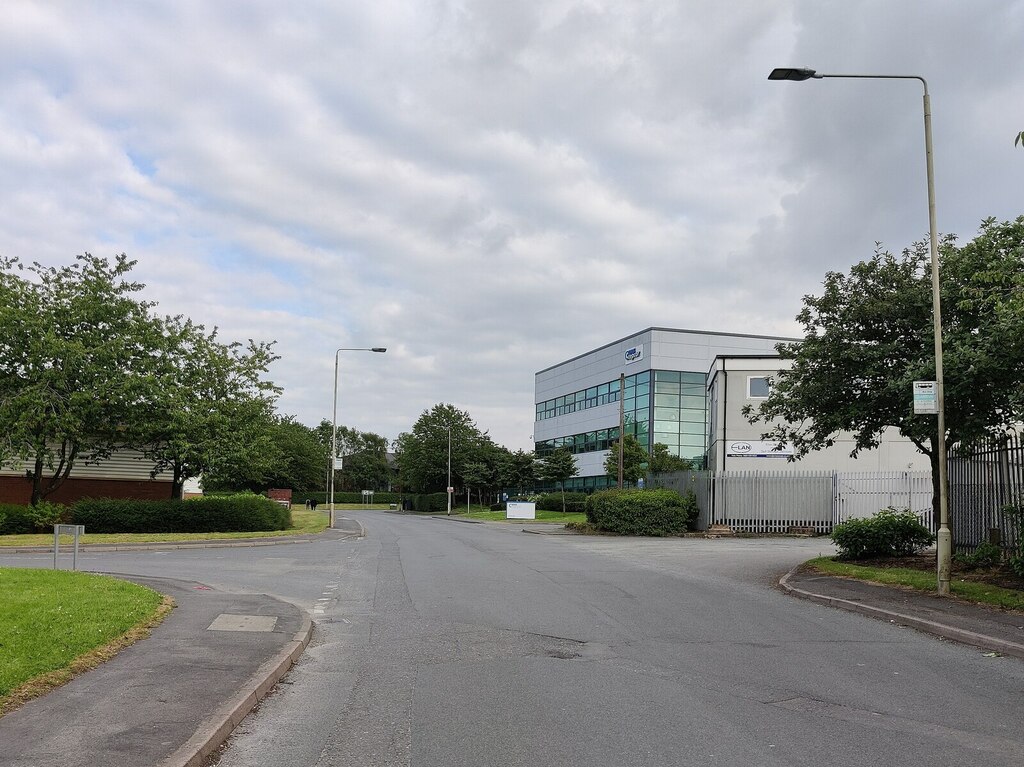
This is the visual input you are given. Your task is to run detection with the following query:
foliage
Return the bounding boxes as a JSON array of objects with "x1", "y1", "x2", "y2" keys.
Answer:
[
  {"x1": 0, "y1": 502, "x2": 71, "y2": 534},
  {"x1": 203, "y1": 415, "x2": 326, "y2": 493},
  {"x1": 498, "y1": 448, "x2": 536, "y2": 495},
  {"x1": 71, "y1": 494, "x2": 291, "y2": 533},
  {"x1": 534, "y1": 492, "x2": 588, "y2": 514},
  {"x1": 830, "y1": 507, "x2": 935, "y2": 560},
  {"x1": 394, "y1": 404, "x2": 490, "y2": 493},
  {"x1": 1005, "y1": 504, "x2": 1024, "y2": 578},
  {"x1": 0, "y1": 253, "x2": 282, "y2": 504},
  {"x1": 332, "y1": 424, "x2": 393, "y2": 492},
  {"x1": 649, "y1": 443, "x2": 693, "y2": 474},
  {"x1": 746, "y1": 217, "x2": 1024, "y2": 526},
  {"x1": 140, "y1": 317, "x2": 279, "y2": 497},
  {"x1": 954, "y1": 541, "x2": 1003, "y2": 570},
  {"x1": 585, "y1": 488, "x2": 695, "y2": 536},
  {"x1": 602, "y1": 434, "x2": 649, "y2": 484},
  {"x1": 0, "y1": 254, "x2": 166, "y2": 504},
  {"x1": 536, "y1": 448, "x2": 578, "y2": 512}
]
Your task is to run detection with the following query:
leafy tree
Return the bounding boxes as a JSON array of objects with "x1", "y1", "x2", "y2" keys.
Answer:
[
  {"x1": 334, "y1": 426, "x2": 392, "y2": 491},
  {"x1": 203, "y1": 415, "x2": 325, "y2": 493},
  {"x1": 536, "y1": 447, "x2": 578, "y2": 512},
  {"x1": 603, "y1": 434, "x2": 649, "y2": 485},
  {"x1": 141, "y1": 318, "x2": 280, "y2": 497},
  {"x1": 394, "y1": 404, "x2": 486, "y2": 493},
  {"x1": 649, "y1": 443, "x2": 693, "y2": 475},
  {"x1": 745, "y1": 216, "x2": 1024, "y2": 527},
  {"x1": 0, "y1": 254, "x2": 167, "y2": 504},
  {"x1": 1016, "y1": 131, "x2": 1023, "y2": 148},
  {"x1": 462, "y1": 460, "x2": 495, "y2": 508},
  {"x1": 498, "y1": 448, "x2": 536, "y2": 496}
]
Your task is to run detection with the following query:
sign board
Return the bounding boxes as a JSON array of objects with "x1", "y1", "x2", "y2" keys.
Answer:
[
  {"x1": 624, "y1": 344, "x2": 644, "y2": 365},
  {"x1": 333, "y1": 457, "x2": 344, "y2": 470},
  {"x1": 913, "y1": 381, "x2": 938, "y2": 414},
  {"x1": 506, "y1": 501, "x2": 536, "y2": 520},
  {"x1": 726, "y1": 440, "x2": 794, "y2": 458}
]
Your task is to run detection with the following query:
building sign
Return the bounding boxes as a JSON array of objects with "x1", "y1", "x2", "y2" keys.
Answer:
[
  {"x1": 624, "y1": 345, "x2": 644, "y2": 364},
  {"x1": 913, "y1": 381, "x2": 938, "y2": 415},
  {"x1": 727, "y1": 440, "x2": 794, "y2": 458},
  {"x1": 506, "y1": 501, "x2": 536, "y2": 520}
]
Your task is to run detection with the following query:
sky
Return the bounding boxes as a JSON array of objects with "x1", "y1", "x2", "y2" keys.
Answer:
[{"x1": 1, "y1": 1, "x2": 1021, "y2": 451}]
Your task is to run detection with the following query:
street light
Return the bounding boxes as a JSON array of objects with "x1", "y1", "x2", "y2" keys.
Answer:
[
  {"x1": 446, "y1": 424, "x2": 452, "y2": 516},
  {"x1": 769, "y1": 67, "x2": 952, "y2": 595},
  {"x1": 330, "y1": 346, "x2": 386, "y2": 529}
]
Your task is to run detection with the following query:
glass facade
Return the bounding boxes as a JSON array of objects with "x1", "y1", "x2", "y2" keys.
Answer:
[
  {"x1": 651, "y1": 370, "x2": 708, "y2": 464},
  {"x1": 535, "y1": 369, "x2": 708, "y2": 483}
]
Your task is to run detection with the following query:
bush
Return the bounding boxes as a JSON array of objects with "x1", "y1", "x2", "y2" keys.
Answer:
[
  {"x1": 831, "y1": 507, "x2": 934, "y2": 560},
  {"x1": 0, "y1": 501, "x2": 71, "y2": 534},
  {"x1": 72, "y1": 494, "x2": 291, "y2": 533},
  {"x1": 489, "y1": 502, "x2": 506, "y2": 512},
  {"x1": 535, "y1": 492, "x2": 588, "y2": 514},
  {"x1": 585, "y1": 488, "x2": 696, "y2": 536},
  {"x1": 954, "y1": 541, "x2": 1003, "y2": 570},
  {"x1": 295, "y1": 491, "x2": 402, "y2": 505}
]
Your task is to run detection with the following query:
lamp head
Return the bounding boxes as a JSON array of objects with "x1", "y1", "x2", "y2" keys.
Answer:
[
  {"x1": 768, "y1": 67, "x2": 819, "y2": 81},
  {"x1": 371, "y1": 347, "x2": 387, "y2": 353}
]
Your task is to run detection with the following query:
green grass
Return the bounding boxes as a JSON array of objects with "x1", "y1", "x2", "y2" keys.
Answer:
[
  {"x1": 454, "y1": 509, "x2": 587, "y2": 524},
  {"x1": 0, "y1": 506, "x2": 329, "y2": 548},
  {"x1": 805, "y1": 557, "x2": 1024, "y2": 611},
  {"x1": 0, "y1": 568, "x2": 168, "y2": 713}
]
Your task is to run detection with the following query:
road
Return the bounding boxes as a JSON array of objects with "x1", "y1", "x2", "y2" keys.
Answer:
[{"x1": 5, "y1": 511, "x2": 1023, "y2": 766}]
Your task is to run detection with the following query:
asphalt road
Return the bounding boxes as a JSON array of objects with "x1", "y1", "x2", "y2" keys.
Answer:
[{"x1": 5, "y1": 512, "x2": 1023, "y2": 766}]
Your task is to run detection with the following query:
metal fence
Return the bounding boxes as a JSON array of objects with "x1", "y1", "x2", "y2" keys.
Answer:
[
  {"x1": 949, "y1": 436, "x2": 1023, "y2": 554},
  {"x1": 655, "y1": 470, "x2": 933, "y2": 534}
]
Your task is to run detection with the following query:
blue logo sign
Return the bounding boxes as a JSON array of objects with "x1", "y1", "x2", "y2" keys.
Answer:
[{"x1": 624, "y1": 345, "x2": 644, "y2": 364}]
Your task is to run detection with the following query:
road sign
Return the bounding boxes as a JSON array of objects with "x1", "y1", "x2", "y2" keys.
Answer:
[{"x1": 913, "y1": 381, "x2": 938, "y2": 414}]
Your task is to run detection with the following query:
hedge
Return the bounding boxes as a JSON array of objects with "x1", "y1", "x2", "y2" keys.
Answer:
[
  {"x1": 297, "y1": 491, "x2": 402, "y2": 505},
  {"x1": 72, "y1": 494, "x2": 292, "y2": 533},
  {"x1": 585, "y1": 488, "x2": 696, "y2": 536},
  {"x1": 0, "y1": 502, "x2": 71, "y2": 534},
  {"x1": 535, "y1": 492, "x2": 588, "y2": 513}
]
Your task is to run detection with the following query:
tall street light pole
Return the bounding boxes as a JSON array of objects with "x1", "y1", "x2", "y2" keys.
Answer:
[
  {"x1": 768, "y1": 67, "x2": 951, "y2": 595},
  {"x1": 446, "y1": 425, "x2": 453, "y2": 516},
  {"x1": 330, "y1": 346, "x2": 386, "y2": 529}
]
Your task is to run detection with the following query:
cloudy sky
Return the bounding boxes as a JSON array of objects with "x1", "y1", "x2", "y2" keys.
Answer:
[{"x1": 2, "y1": 1, "x2": 1021, "y2": 450}]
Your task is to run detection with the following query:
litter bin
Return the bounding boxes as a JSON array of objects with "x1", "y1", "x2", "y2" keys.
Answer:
[{"x1": 389, "y1": 503, "x2": 398, "y2": 510}]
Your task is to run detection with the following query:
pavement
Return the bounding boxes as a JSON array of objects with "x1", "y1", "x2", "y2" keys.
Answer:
[{"x1": 2, "y1": 523, "x2": 1023, "y2": 767}]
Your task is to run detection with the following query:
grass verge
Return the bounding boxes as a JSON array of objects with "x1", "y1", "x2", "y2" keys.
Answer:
[
  {"x1": 454, "y1": 509, "x2": 587, "y2": 524},
  {"x1": 0, "y1": 506, "x2": 330, "y2": 548},
  {"x1": 805, "y1": 557, "x2": 1024, "y2": 611},
  {"x1": 0, "y1": 568, "x2": 172, "y2": 717}
]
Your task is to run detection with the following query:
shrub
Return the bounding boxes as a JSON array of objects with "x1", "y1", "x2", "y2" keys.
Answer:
[
  {"x1": 0, "y1": 502, "x2": 71, "y2": 534},
  {"x1": 954, "y1": 541, "x2": 1003, "y2": 570},
  {"x1": 585, "y1": 488, "x2": 696, "y2": 536},
  {"x1": 489, "y1": 502, "x2": 506, "y2": 512},
  {"x1": 831, "y1": 507, "x2": 934, "y2": 560},
  {"x1": 72, "y1": 494, "x2": 291, "y2": 533},
  {"x1": 535, "y1": 492, "x2": 588, "y2": 514},
  {"x1": 294, "y1": 491, "x2": 402, "y2": 505}
]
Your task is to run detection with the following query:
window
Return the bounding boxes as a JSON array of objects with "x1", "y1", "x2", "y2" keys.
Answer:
[{"x1": 747, "y1": 376, "x2": 771, "y2": 399}]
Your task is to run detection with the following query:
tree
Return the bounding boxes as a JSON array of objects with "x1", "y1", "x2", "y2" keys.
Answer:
[
  {"x1": 1016, "y1": 131, "x2": 1023, "y2": 148},
  {"x1": 0, "y1": 254, "x2": 167, "y2": 504},
  {"x1": 141, "y1": 318, "x2": 280, "y2": 497},
  {"x1": 498, "y1": 448, "x2": 536, "y2": 497},
  {"x1": 462, "y1": 460, "x2": 495, "y2": 508},
  {"x1": 334, "y1": 426, "x2": 392, "y2": 491},
  {"x1": 394, "y1": 404, "x2": 486, "y2": 493},
  {"x1": 603, "y1": 434, "x2": 649, "y2": 485},
  {"x1": 649, "y1": 443, "x2": 693, "y2": 476},
  {"x1": 745, "y1": 216, "x2": 1024, "y2": 527},
  {"x1": 536, "y1": 447, "x2": 578, "y2": 512}
]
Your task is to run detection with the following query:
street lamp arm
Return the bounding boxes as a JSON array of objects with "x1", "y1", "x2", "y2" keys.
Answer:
[{"x1": 768, "y1": 68, "x2": 928, "y2": 94}]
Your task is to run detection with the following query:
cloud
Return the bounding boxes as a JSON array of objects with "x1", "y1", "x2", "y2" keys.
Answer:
[{"x1": 1, "y1": 0, "x2": 1020, "y2": 450}]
